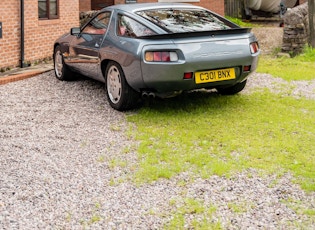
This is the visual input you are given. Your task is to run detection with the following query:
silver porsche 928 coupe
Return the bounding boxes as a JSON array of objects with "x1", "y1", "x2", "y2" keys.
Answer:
[{"x1": 53, "y1": 3, "x2": 260, "y2": 111}]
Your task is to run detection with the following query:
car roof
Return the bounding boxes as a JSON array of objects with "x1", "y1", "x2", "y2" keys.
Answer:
[{"x1": 103, "y1": 3, "x2": 205, "y2": 13}]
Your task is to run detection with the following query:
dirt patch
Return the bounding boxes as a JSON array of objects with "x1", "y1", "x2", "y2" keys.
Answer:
[{"x1": 252, "y1": 26, "x2": 284, "y2": 54}]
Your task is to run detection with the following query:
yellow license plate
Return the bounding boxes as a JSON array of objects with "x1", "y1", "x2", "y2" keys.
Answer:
[{"x1": 195, "y1": 68, "x2": 236, "y2": 84}]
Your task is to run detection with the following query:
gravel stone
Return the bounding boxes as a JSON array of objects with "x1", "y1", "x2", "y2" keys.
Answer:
[
  {"x1": 244, "y1": 72, "x2": 315, "y2": 100},
  {"x1": 1, "y1": 71, "x2": 314, "y2": 229}
]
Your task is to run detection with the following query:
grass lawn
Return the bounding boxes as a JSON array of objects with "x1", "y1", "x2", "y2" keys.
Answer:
[
  {"x1": 123, "y1": 48, "x2": 315, "y2": 229},
  {"x1": 257, "y1": 46, "x2": 315, "y2": 81},
  {"x1": 257, "y1": 56, "x2": 315, "y2": 81},
  {"x1": 127, "y1": 90, "x2": 315, "y2": 192},
  {"x1": 125, "y1": 49, "x2": 315, "y2": 192}
]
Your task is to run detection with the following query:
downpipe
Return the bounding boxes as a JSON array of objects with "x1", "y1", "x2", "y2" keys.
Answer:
[
  {"x1": 20, "y1": 0, "x2": 25, "y2": 68},
  {"x1": 20, "y1": 0, "x2": 29, "y2": 68}
]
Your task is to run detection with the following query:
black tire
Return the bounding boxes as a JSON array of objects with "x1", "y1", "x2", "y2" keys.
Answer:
[
  {"x1": 217, "y1": 80, "x2": 247, "y2": 95},
  {"x1": 53, "y1": 45, "x2": 73, "y2": 81},
  {"x1": 104, "y1": 61, "x2": 140, "y2": 111}
]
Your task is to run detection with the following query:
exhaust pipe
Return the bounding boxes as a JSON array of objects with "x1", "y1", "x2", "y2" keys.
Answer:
[
  {"x1": 142, "y1": 92, "x2": 149, "y2": 98},
  {"x1": 141, "y1": 91, "x2": 156, "y2": 98},
  {"x1": 148, "y1": 92, "x2": 155, "y2": 98}
]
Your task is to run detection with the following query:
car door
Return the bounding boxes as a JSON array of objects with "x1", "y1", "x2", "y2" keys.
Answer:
[{"x1": 68, "y1": 11, "x2": 112, "y2": 80}]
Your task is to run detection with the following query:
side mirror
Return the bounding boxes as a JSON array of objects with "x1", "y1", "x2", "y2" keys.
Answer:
[{"x1": 70, "y1": 27, "x2": 81, "y2": 36}]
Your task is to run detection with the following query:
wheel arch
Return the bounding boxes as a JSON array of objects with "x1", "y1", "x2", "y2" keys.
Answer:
[
  {"x1": 53, "y1": 43, "x2": 60, "y2": 58},
  {"x1": 101, "y1": 58, "x2": 144, "y2": 93},
  {"x1": 101, "y1": 59, "x2": 134, "y2": 88},
  {"x1": 53, "y1": 43, "x2": 74, "y2": 81},
  {"x1": 53, "y1": 43, "x2": 60, "y2": 50},
  {"x1": 53, "y1": 43, "x2": 68, "y2": 62},
  {"x1": 100, "y1": 59, "x2": 111, "y2": 80},
  {"x1": 103, "y1": 60, "x2": 141, "y2": 111}
]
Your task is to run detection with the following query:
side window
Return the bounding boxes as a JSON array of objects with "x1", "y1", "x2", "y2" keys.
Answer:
[
  {"x1": 117, "y1": 15, "x2": 156, "y2": 38},
  {"x1": 82, "y1": 12, "x2": 111, "y2": 35},
  {"x1": 38, "y1": 0, "x2": 59, "y2": 19}
]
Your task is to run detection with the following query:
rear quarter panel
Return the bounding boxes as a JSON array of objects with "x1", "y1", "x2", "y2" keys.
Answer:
[{"x1": 98, "y1": 9, "x2": 172, "y2": 91}]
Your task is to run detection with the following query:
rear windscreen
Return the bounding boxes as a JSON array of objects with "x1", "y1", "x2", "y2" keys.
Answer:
[{"x1": 136, "y1": 8, "x2": 233, "y2": 33}]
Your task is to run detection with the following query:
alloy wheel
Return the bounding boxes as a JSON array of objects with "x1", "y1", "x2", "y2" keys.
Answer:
[
  {"x1": 107, "y1": 65, "x2": 122, "y2": 104},
  {"x1": 54, "y1": 50, "x2": 63, "y2": 78}
]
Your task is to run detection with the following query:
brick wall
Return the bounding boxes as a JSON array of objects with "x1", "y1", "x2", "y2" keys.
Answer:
[
  {"x1": 92, "y1": 0, "x2": 114, "y2": 10},
  {"x1": 78, "y1": 0, "x2": 225, "y2": 16},
  {"x1": 191, "y1": 0, "x2": 224, "y2": 15},
  {"x1": 0, "y1": 0, "x2": 21, "y2": 69},
  {"x1": 114, "y1": 0, "x2": 225, "y2": 15},
  {"x1": 80, "y1": 0, "x2": 91, "y2": 11},
  {"x1": 0, "y1": 0, "x2": 79, "y2": 70}
]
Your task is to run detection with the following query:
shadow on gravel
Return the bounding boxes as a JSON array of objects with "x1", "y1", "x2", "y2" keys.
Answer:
[{"x1": 60, "y1": 73, "x2": 237, "y2": 113}]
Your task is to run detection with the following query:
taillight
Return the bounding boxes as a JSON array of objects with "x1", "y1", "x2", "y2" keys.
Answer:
[
  {"x1": 145, "y1": 51, "x2": 178, "y2": 62},
  {"x1": 243, "y1": 65, "x2": 251, "y2": 72},
  {"x1": 250, "y1": 42, "x2": 259, "y2": 54},
  {"x1": 183, "y1": 72, "x2": 193, "y2": 80}
]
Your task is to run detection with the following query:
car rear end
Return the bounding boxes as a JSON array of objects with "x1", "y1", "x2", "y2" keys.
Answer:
[
  {"x1": 142, "y1": 31, "x2": 259, "y2": 94},
  {"x1": 136, "y1": 5, "x2": 260, "y2": 97}
]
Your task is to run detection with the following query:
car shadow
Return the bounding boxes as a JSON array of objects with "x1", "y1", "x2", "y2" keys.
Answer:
[
  {"x1": 57, "y1": 74, "x2": 237, "y2": 113},
  {"x1": 140, "y1": 89, "x2": 235, "y2": 112}
]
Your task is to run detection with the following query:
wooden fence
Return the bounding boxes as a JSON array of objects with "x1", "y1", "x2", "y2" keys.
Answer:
[{"x1": 225, "y1": 0, "x2": 243, "y2": 18}]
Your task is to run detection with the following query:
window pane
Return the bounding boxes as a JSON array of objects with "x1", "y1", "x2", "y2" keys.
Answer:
[
  {"x1": 50, "y1": 0, "x2": 57, "y2": 16},
  {"x1": 82, "y1": 12, "x2": 111, "y2": 35},
  {"x1": 118, "y1": 15, "x2": 156, "y2": 37},
  {"x1": 137, "y1": 9, "x2": 231, "y2": 33},
  {"x1": 38, "y1": 0, "x2": 47, "y2": 18}
]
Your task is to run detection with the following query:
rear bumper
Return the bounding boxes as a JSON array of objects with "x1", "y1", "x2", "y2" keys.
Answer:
[{"x1": 140, "y1": 53, "x2": 259, "y2": 94}]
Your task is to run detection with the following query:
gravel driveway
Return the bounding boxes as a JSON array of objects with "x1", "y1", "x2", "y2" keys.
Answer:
[{"x1": 1, "y1": 71, "x2": 314, "y2": 229}]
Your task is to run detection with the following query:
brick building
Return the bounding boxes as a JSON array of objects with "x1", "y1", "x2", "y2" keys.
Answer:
[
  {"x1": 0, "y1": 0, "x2": 79, "y2": 70},
  {"x1": 79, "y1": 0, "x2": 224, "y2": 15},
  {"x1": 0, "y1": 0, "x2": 224, "y2": 70}
]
